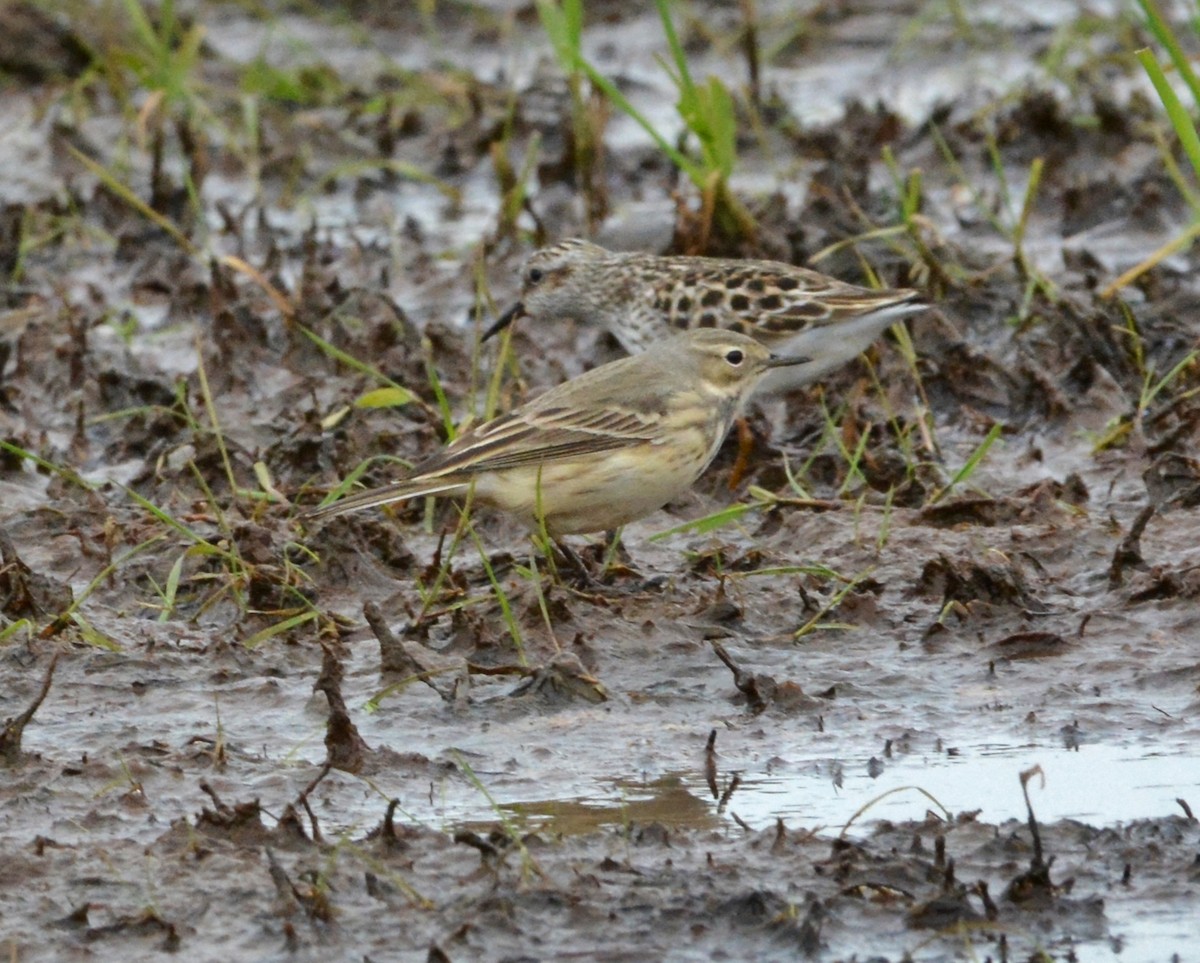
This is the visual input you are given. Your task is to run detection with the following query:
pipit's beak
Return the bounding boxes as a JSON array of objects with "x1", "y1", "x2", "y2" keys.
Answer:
[
  {"x1": 481, "y1": 301, "x2": 526, "y2": 341},
  {"x1": 765, "y1": 353, "x2": 812, "y2": 369}
]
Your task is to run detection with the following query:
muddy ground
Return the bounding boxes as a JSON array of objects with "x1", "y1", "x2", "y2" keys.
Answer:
[{"x1": 2, "y1": 1, "x2": 1199, "y2": 960}]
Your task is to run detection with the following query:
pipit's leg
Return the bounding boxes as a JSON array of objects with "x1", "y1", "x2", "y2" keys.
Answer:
[
  {"x1": 553, "y1": 539, "x2": 598, "y2": 587},
  {"x1": 597, "y1": 531, "x2": 666, "y2": 592},
  {"x1": 727, "y1": 416, "x2": 754, "y2": 491},
  {"x1": 551, "y1": 535, "x2": 665, "y2": 594}
]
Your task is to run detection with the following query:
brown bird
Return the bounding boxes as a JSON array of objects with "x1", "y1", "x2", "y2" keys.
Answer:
[
  {"x1": 485, "y1": 238, "x2": 925, "y2": 393},
  {"x1": 306, "y1": 329, "x2": 809, "y2": 536}
]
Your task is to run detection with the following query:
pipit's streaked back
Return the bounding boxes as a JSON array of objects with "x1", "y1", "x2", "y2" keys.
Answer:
[
  {"x1": 484, "y1": 239, "x2": 926, "y2": 392},
  {"x1": 304, "y1": 330, "x2": 809, "y2": 537}
]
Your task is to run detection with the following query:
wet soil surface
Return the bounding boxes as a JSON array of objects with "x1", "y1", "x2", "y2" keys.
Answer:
[{"x1": 3, "y1": 1, "x2": 1200, "y2": 960}]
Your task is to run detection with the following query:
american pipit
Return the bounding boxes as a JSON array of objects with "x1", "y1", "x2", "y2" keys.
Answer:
[
  {"x1": 483, "y1": 239, "x2": 926, "y2": 392},
  {"x1": 304, "y1": 329, "x2": 809, "y2": 536}
]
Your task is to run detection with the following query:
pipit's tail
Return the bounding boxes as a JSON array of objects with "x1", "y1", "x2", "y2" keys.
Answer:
[{"x1": 302, "y1": 479, "x2": 465, "y2": 521}]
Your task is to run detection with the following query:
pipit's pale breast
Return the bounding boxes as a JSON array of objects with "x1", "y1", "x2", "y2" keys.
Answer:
[
  {"x1": 485, "y1": 239, "x2": 927, "y2": 392},
  {"x1": 305, "y1": 329, "x2": 810, "y2": 537}
]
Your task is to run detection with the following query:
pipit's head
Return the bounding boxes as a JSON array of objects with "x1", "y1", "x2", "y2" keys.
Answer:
[
  {"x1": 667, "y1": 328, "x2": 809, "y2": 401},
  {"x1": 483, "y1": 239, "x2": 615, "y2": 340}
]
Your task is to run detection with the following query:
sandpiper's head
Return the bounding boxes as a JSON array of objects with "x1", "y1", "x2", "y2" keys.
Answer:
[{"x1": 483, "y1": 239, "x2": 615, "y2": 340}]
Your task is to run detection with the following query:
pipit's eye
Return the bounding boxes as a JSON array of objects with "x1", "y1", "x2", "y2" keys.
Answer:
[
  {"x1": 527, "y1": 267, "x2": 544, "y2": 286},
  {"x1": 724, "y1": 348, "x2": 745, "y2": 366}
]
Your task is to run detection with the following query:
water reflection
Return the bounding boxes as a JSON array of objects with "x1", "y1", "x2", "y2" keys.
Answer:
[{"x1": 432, "y1": 740, "x2": 1198, "y2": 835}]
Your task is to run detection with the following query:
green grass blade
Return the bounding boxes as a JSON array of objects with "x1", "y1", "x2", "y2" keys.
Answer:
[
  {"x1": 242, "y1": 610, "x2": 318, "y2": 648},
  {"x1": 68, "y1": 612, "x2": 122, "y2": 651},
  {"x1": 656, "y1": 0, "x2": 696, "y2": 97},
  {"x1": 464, "y1": 523, "x2": 525, "y2": 665},
  {"x1": 1138, "y1": 0, "x2": 1200, "y2": 108},
  {"x1": 794, "y1": 569, "x2": 871, "y2": 639},
  {"x1": 1014, "y1": 157, "x2": 1044, "y2": 249},
  {"x1": 46, "y1": 534, "x2": 168, "y2": 636},
  {"x1": 68, "y1": 147, "x2": 198, "y2": 255},
  {"x1": 158, "y1": 552, "x2": 186, "y2": 622},
  {"x1": 649, "y1": 501, "x2": 761, "y2": 541},
  {"x1": 0, "y1": 619, "x2": 34, "y2": 643},
  {"x1": 355, "y1": 386, "x2": 415, "y2": 408},
  {"x1": 300, "y1": 158, "x2": 460, "y2": 203},
  {"x1": 422, "y1": 338, "x2": 456, "y2": 440},
  {"x1": 577, "y1": 60, "x2": 703, "y2": 184},
  {"x1": 122, "y1": 485, "x2": 229, "y2": 554},
  {"x1": 535, "y1": 0, "x2": 584, "y2": 68},
  {"x1": 1136, "y1": 47, "x2": 1200, "y2": 185},
  {"x1": 730, "y1": 564, "x2": 843, "y2": 580},
  {"x1": 297, "y1": 324, "x2": 407, "y2": 392},
  {"x1": 0, "y1": 440, "x2": 94, "y2": 492},
  {"x1": 1141, "y1": 347, "x2": 1200, "y2": 413},
  {"x1": 930, "y1": 422, "x2": 1004, "y2": 504}
]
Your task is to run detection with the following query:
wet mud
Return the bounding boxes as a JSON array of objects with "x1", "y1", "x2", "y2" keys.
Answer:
[{"x1": 2, "y1": 1, "x2": 1199, "y2": 960}]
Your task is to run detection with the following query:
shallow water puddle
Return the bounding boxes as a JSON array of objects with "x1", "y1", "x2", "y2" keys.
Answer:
[
  {"x1": 399, "y1": 738, "x2": 1199, "y2": 835},
  {"x1": 728, "y1": 739, "x2": 1200, "y2": 828},
  {"x1": 425, "y1": 739, "x2": 1200, "y2": 959}
]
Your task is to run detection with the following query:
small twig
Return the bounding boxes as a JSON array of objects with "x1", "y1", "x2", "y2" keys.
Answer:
[
  {"x1": 710, "y1": 640, "x2": 776, "y2": 712},
  {"x1": 382, "y1": 798, "x2": 402, "y2": 844},
  {"x1": 292, "y1": 761, "x2": 333, "y2": 843},
  {"x1": 1, "y1": 654, "x2": 58, "y2": 764},
  {"x1": 265, "y1": 848, "x2": 301, "y2": 913},
  {"x1": 1108, "y1": 504, "x2": 1155, "y2": 588},
  {"x1": 199, "y1": 780, "x2": 230, "y2": 813},
  {"x1": 973, "y1": 880, "x2": 999, "y2": 920},
  {"x1": 315, "y1": 643, "x2": 370, "y2": 773},
  {"x1": 364, "y1": 601, "x2": 422, "y2": 675},
  {"x1": 1020, "y1": 765, "x2": 1046, "y2": 868},
  {"x1": 364, "y1": 601, "x2": 461, "y2": 702},
  {"x1": 704, "y1": 729, "x2": 719, "y2": 799},
  {"x1": 717, "y1": 773, "x2": 741, "y2": 814},
  {"x1": 739, "y1": 0, "x2": 761, "y2": 107}
]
